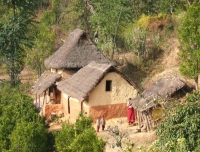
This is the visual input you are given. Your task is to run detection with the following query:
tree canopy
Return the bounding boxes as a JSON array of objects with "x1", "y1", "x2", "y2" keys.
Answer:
[
  {"x1": 0, "y1": 0, "x2": 39, "y2": 86},
  {"x1": 149, "y1": 91, "x2": 200, "y2": 152},
  {"x1": 54, "y1": 112, "x2": 105, "y2": 152},
  {"x1": 0, "y1": 83, "x2": 49, "y2": 151},
  {"x1": 179, "y1": 2, "x2": 200, "y2": 90}
]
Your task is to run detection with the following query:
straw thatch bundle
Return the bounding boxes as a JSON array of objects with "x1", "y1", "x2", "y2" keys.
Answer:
[
  {"x1": 32, "y1": 71, "x2": 61, "y2": 95},
  {"x1": 44, "y1": 29, "x2": 114, "y2": 69}
]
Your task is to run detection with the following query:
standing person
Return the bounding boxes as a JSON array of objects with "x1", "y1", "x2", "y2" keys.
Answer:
[
  {"x1": 96, "y1": 117, "x2": 100, "y2": 132},
  {"x1": 127, "y1": 98, "x2": 135, "y2": 125},
  {"x1": 100, "y1": 116, "x2": 106, "y2": 131}
]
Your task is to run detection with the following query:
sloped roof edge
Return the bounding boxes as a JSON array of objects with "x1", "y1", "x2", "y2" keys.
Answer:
[
  {"x1": 131, "y1": 76, "x2": 185, "y2": 112},
  {"x1": 32, "y1": 71, "x2": 61, "y2": 95},
  {"x1": 57, "y1": 61, "x2": 112, "y2": 101},
  {"x1": 44, "y1": 29, "x2": 114, "y2": 69}
]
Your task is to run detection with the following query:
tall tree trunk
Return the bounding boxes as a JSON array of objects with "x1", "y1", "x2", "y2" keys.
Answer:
[
  {"x1": 111, "y1": 7, "x2": 123, "y2": 59},
  {"x1": 194, "y1": 76, "x2": 199, "y2": 90},
  {"x1": 11, "y1": 0, "x2": 16, "y2": 86},
  {"x1": 84, "y1": 0, "x2": 90, "y2": 36}
]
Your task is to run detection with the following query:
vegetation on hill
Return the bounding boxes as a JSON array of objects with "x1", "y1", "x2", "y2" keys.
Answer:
[
  {"x1": 0, "y1": 83, "x2": 49, "y2": 151},
  {"x1": 179, "y1": 2, "x2": 200, "y2": 90},
  {"x1": 148, "y1": 91, "x2": 200, "y2": 152},
  {"x1": 0, "y1": 0, "x2": 39, "y2": 86},
  {"x1": 54, "y1": 112, "x2": 105, "y2": 152},
  {"x1": 0, "y1": 1, "x2": 200, "y2": 152},
  {"x1": 1, "y1": 0, "x2": 197, "y2": 86}
]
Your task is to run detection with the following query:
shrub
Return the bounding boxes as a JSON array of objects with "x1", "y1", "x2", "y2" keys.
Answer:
[
  {"x1": 0, "y1": 83, "x2": 49, "y2": 151},
  {"x1": 148, "y1": 91, "x2": 200, "y2": 151},
  {"x1": 55, "y1": 112, "x2": 106, "y2": 152}
]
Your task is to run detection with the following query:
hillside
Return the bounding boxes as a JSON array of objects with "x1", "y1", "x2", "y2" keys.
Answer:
[
  {"x1": 22, "y1": 36, "x2": 187, "y2": 152},
  {"x1": 0, "y1": 37, "x2": 194, "y2": 92},
  {"x1": 116, "y1": 37, "x2": 195, "y2": 91}
]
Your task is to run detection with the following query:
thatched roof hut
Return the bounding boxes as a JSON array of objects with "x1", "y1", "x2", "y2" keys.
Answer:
[
  {"x1": 131, "y1": 76, "x2": 186, "y2": 132},
  {"x1": 57, "y1": 61, "x2": 137, "y2": 101},
  {"x1": 32, "y1": 71, "x2": 61, "y2": 95},
  {"x1": 44, "y1": 29, "x2": 114, "y2": 69},
  {"x1": 131, "y1": 76, "x2": 185, "y2": 112}
]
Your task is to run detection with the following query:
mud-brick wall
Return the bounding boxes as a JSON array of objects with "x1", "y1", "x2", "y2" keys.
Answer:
[
  {"x1": 45, "y1": 104, "x2": 63, "y2": 118},
  {"x1": 89, "y1": 103, "x2": 127, "y2": 122}
]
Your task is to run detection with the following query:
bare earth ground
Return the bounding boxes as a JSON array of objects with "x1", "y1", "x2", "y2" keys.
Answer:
[
  {"x1": 48, "y1": 117, "x2": 156, "y2": 152},
  {"x1": 95, "y1": 117, "x2": 156, "y2": 152}
]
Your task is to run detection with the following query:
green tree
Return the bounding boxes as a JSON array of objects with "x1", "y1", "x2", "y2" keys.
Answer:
[
  {"x1": 150, "y1": 91, "x2": 200, "y2": 152},
  {"x1": 0, "y1": 0, "x2": 39, "y2": 86},
  {"x1": 153, "y1": 0, "x2": 185, "y2": 15},
  {"x1": 9, "y1": 121, "x2": 48, "y2": 152},
  {"x1": 179, "y1": 3, "x2": 200, "y2": 90},
  {"x1": 0, "y1": 83, "x2": 49, "y2": 151},
  {"x1": 26, "y1": 10, "x2": 56, "y2": 76},
  {"x1": 123, "y1": 25, "x2": 147, "y2": 59},
  {"x1": 89, "y1": 0, "x2": 132, "y2": 58},
  {"x1": 55, "y1": 112, "x2": 105, "y2": 152}
]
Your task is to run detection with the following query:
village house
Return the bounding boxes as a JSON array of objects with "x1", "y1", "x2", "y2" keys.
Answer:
[
  {"x1": 56, "y1": 61, "x2": 138, "y2": 122},
  {"x1": 32, "y1": 29, "x2": 139, "y2": 123}
]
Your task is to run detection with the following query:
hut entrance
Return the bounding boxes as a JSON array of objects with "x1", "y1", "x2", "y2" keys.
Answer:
[{"x1": 49, "y1": 85, "x2": 61, "y2": 104}]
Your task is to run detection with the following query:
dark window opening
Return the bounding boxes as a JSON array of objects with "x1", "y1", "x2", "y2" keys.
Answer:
[
  {"x1": 49, "y1": 85, "x2": 61, "y2": 104},
  {"x1": 106, "y1": 80, "x2": 112, "y2": 91}
]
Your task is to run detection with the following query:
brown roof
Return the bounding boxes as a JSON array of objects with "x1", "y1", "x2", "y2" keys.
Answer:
[
  {"x1": 44, "y1": 29, "x2": 114, "y2": 69},
  {"x1": 32, "y1": 71, "x2": 61, "y2": 95},
  {"x1": 57, "y1": 61, "x2": 137, "y2": 101},
  {"x1": 131, "y1": 76, "x2": 185, "y2": 112}
]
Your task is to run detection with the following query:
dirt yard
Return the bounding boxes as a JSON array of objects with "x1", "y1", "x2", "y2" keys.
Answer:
[
  {"x1": 95, "y1": 117, "x2": 156, "y2": 152},
  {"x1": 49, "y1": 117, "x2": 156, "y2": 152}
]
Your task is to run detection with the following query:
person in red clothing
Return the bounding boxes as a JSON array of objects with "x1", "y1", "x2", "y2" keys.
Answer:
[{"x1": 127, "y1": 98, "x2": 135, "y2": 125}]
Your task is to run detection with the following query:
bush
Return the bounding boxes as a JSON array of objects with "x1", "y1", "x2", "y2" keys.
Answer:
[
  {"x1": 55, "y1": 112, "x2": 106, "y2": 152},
  {"x1": 148, "y1": 91, "x2": 200, "y2": 151},
  {"x1": 0, "y1": 83, "x2": 49, "y2": 151}
]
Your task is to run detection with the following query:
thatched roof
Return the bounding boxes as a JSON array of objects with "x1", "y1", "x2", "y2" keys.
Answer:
[
  {"x1": 32, "y1": 71, "x2": 61, "y2": 95},
  {"x1": 44, "y1": 29, "x2": 114, "y2": 69},
  {"x1": 57, "y1": 61, "x2": 137, "y2": 101},
  {"x1": 131, "y1": 76, "x2": 185, "y2": 112}
]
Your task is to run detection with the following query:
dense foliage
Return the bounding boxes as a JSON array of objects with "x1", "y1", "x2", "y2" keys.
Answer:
[
  {"x1": 1, "y1": 0, "x2": 198, "y2": 81},
  {"x1": 179, "y1": 2, "x2": 200, "y2": 90},
  {"x1": 148, "y1": 91, "x2": 200, "y2": 151},
  {"x1": 54, "y1": 112, "x2": 106, "y2": 152},
  {"x1": 0, "y1": 83, "x2": 49, "y2": 152},
  {"x1": 0, "y1": 0, "x2": 39, "y2": 86},
  {"x1": 1, "y1": 1, "x2": 200, "y2": 152}
]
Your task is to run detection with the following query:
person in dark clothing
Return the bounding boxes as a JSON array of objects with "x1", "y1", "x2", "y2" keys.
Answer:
[{"x1": 100, "y1": 116, "x2": 106, "y2": 131}]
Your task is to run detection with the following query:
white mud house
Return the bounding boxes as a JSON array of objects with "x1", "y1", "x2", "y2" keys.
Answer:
[{"x1": 32, "y1": 29, "x2": 139, "y2": 123}]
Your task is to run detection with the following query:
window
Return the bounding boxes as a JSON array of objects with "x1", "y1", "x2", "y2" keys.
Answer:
[{"x1": 105, "y1": 80, "x2": 112, "y2": 91}]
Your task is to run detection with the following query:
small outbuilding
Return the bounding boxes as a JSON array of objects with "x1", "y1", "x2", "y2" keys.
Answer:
[{"x1": 131, "y1": 76, "x2": 187, "y2": 132}]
